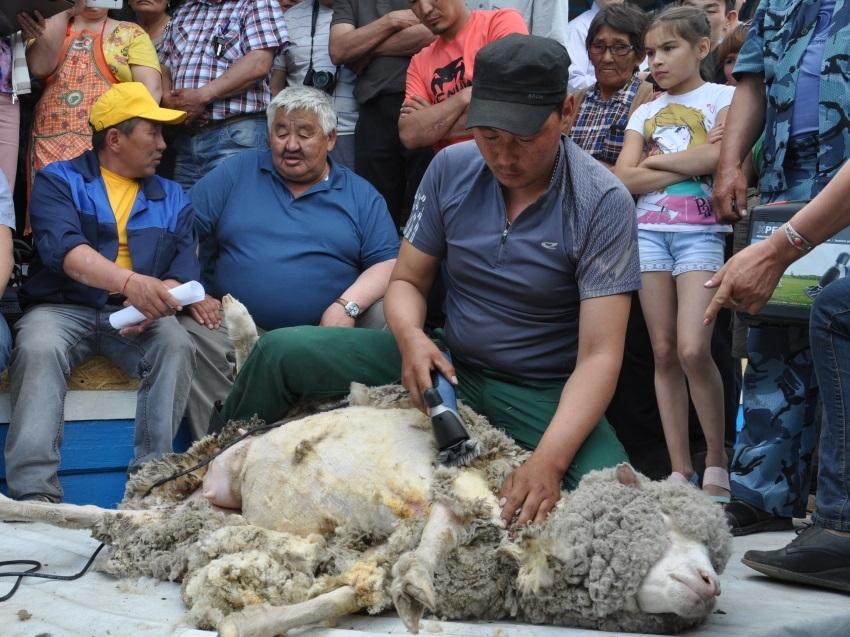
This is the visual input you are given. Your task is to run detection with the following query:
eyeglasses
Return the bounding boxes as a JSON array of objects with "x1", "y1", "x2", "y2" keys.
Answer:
[{"x1": 588, "y1": 43, "x2": 635, "y2": 57}]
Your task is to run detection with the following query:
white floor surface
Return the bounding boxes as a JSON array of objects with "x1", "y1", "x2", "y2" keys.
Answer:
[{"x1": 1, "y1": 521, "x2": 848, "y2": 637}]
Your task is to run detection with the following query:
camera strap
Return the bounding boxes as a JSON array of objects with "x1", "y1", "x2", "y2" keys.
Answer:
[
  {"x1": 308, "y1": 0, "x2": 340, "y2": 94},
  {"x1": 308, "y1": 0, "x2": 319, "y2": 70}
]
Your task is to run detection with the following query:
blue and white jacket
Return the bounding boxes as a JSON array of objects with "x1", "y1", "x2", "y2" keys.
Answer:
[{"x1": 20, "y1": 150, "x2": 200, "y2": 310}]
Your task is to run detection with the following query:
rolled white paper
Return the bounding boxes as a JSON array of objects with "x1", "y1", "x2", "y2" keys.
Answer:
[{"x1": 109, "y1": 280, "x2": 206, "y2": 329}]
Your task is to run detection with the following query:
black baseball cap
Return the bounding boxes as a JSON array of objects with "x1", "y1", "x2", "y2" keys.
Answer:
[{"x1": 466, "y1": 34, "x2": 569, "y2": 136}]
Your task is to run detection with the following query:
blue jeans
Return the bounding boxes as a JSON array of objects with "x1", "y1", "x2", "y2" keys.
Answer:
[
  {"x1": 5, "y1": 304, "x2": 196, "y2": 501},
  {"x1": 810, "y1": 276, "x2": 850, "y2": 532},
  {"x1": 0, "y1": 317, "x2": 11, "y2": 372},
  {"x1": 172, "y1": 116, "x2": 269, "y2": 192}
]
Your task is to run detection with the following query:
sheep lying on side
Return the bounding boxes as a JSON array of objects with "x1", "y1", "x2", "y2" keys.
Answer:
[
  {"x1": 0, "y1": 388, "x2": 731, "y2": 637},
  {"x1": 0, "y1": 295, "x2": 732, "y2": 636}
]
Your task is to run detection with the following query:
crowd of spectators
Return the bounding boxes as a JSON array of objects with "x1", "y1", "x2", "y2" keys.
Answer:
[{"x1": 1, "y1": 0, "x2": 849, "y2": 595}]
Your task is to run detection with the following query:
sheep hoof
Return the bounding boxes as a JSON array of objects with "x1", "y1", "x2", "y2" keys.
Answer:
[
  {"x1": 393, "y1": 589, "x2": 426, "y2": 635},
  {"x1": 391, "y1": 555, "x2": 436, "y2": 634},
  {"x1": 221, "y1": 293, "x2": 260, "y2": 375}
]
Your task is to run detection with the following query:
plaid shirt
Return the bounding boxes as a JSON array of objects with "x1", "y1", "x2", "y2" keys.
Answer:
[
  {"x1": 161, "y1": 0, "x2": 288, "y2": 122},
  {"x1": 0, "y1": 37, "x2": 12, "y2": 93},
  {"x1": 570, "y1": 73, "x2": 643, "y2": 166}
]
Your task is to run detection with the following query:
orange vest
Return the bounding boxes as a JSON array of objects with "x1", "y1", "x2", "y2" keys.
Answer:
[{"x1": 27, "y1": 20, "x2": 118, "y2": 233}]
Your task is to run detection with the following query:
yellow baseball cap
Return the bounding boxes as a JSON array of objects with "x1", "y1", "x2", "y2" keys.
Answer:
[{"x1": 89, "y1": 82, "x2": 187, "y2": 132}]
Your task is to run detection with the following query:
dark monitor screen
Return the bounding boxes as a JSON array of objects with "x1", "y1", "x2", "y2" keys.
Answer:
[{"x1": 740, "y1": 201, "x2": 850, "y2": 326}]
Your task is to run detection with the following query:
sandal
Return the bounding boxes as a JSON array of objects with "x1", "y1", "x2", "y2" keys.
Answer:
[
  {"x1": 702, "y1": 466, "x2": 732, "y2": 505},
  {"x1": 725, "y1": 499, "x2": 794, "y2": 536}
]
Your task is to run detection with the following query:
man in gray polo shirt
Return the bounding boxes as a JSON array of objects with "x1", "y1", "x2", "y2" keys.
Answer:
[{"x1": 219, "y1": 34, "x2": 641, "y2": 527}]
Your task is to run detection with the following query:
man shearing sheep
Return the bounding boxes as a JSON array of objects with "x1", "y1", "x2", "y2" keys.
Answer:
[{"x1": 219, "y1": 35, "x2": 641, "y2": 527}]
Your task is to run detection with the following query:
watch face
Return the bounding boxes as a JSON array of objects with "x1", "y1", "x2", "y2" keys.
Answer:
[{"x1": 346, "y1": 302, "x2": 361, "y2": 318}]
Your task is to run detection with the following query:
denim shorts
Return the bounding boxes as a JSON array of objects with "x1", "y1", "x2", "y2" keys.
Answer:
[{"x1": 638, "y1": 229, "x2": 727, "y2": 276}]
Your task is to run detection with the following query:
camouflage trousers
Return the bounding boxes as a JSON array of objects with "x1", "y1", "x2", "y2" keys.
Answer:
[
  {"x1": 731, "y1": 325, "x2": 820, "y2": 518},
  {"x1": 730, "y1": 153, "x2": 822, "y2": 518}
]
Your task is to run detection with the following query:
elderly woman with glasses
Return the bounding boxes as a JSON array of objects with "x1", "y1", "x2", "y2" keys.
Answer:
[{"x1": 565, "y1": 3, "x2": 653, "y2": 169}]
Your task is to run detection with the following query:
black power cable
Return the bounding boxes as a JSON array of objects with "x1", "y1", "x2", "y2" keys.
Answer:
[{"x1": 0, "y1": 542, "x2": 107, "y2": 602}]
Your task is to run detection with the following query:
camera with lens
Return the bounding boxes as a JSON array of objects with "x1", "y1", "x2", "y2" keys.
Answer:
[{"x1": 303, "y1": 68, "x2": 338, "y2": 95}]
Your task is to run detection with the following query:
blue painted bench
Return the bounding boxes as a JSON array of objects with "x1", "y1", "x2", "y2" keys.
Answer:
[
  {"x1": 1, "y1": 284, "x2": 197, "y2": 508},
  {"x1": 0, "y1": 385, "x2": 191, "y2": 509}
]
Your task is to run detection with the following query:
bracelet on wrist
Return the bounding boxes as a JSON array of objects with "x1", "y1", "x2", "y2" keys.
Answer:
[
  {"x1": 784, "y1": 223, "x2": 815, "y2": 253},
  {"x1": 122, "y1": 272, "x2": 137, "y2": 296}
]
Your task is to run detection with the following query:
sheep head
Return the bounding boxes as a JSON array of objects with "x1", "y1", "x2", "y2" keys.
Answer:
[{"x1": 508, "y1": 463, "x2": 732, "y2": 634}]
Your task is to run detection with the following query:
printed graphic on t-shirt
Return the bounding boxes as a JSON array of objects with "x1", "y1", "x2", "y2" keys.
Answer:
[
  {"x1": 637, "y1": 102, "x2": 715, "y2": 226},
  {"x1": 404, "y1": 190, "x2": 427, "y2": 242},
  {"x1": 431, "y1": 57, "x2": 469, "y2": 103}
]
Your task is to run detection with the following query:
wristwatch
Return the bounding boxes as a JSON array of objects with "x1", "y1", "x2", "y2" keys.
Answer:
[{"x1": 335, "y1": 297, "x2": 361, "y2": 318}]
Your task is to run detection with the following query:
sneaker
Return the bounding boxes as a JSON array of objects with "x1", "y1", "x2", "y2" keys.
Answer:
[
  {"x1": 725, "y1": 499, "x2": 793, "y2": 536},
  {"x1": 742, "y1": 525, "x2": 850, "y2": 593},
  {"x1": 19, "y1": 495, "x2": 52, "y2": 503}
]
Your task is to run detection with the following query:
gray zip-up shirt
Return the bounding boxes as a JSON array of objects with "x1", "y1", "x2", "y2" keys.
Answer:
[{"x1": 404, "y1": 137, "x2": 640, "y2": 380}]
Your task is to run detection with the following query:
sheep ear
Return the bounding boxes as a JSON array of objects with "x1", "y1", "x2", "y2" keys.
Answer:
[{"x1": 614, "y1": 463, "x2": 640, "y2": 488}]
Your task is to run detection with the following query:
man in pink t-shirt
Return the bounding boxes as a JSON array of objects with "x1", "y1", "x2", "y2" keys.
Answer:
[{"x1": 399, "y1": 0, "x2": 527, "y2": 153}]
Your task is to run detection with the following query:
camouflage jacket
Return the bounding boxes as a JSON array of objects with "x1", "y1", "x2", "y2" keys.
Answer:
[{"x1": 735, "y1": 0, "x2": 850, "y2": 195}]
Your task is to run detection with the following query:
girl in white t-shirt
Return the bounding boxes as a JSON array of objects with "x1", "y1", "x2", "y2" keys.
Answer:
[{"x1": 613, "y1": 5, "x2": 734, "y2": 505}]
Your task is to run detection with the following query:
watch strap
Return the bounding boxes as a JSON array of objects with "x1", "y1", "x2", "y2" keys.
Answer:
[{"x1": 335, "y1": 297, "x2": 360, "y2": 317}]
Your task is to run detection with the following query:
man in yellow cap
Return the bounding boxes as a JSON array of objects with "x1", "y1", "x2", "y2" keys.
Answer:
[{"x1": 4, "y1": 83, "x2": 203, "y2": 503}]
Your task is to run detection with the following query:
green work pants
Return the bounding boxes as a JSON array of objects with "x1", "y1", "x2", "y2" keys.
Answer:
[
  {"x1": 221, "y1": 326, "x2": 402, "y2": 424},
  {"x1": 221, "y1": 326, "x2": 628, "y2": 489},
  {"x1": 451, "y1": 358, "x2": 627, "y2": 490}
]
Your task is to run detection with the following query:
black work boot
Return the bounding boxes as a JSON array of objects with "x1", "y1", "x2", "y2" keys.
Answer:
[{"x1": 742, "y1": 525, "x2": 850, "y2": 593}]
